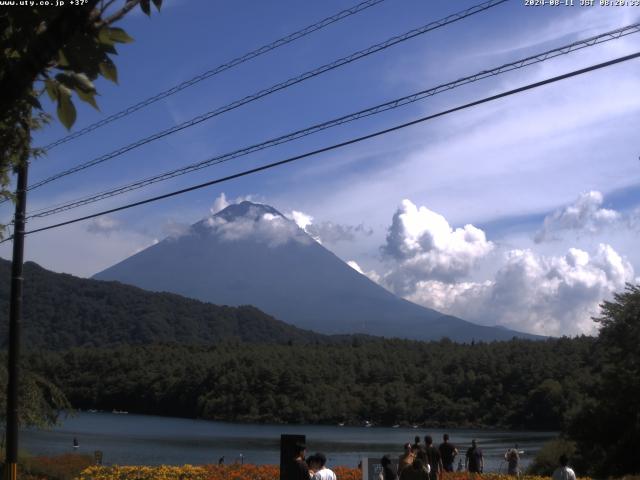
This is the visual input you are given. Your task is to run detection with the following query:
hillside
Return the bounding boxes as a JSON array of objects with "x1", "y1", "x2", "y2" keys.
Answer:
[{"x1": 0, "y1": 258, "x2": 330, "y2": 349}]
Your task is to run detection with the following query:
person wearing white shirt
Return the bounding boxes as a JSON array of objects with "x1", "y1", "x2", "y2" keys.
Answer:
[
  {"x1": 552, "y1": 455, "x2": 577, "y2": 480},
  {"x1": 310, "y1": 452, "x2": 337, "y2": 480}
]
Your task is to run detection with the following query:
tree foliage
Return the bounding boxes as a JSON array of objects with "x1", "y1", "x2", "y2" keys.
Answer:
[
  {"x1": 0, "y1": 358, "x2": 71, "y2": 428},
  {"x1": 25, "y1": 337, "x2": 597, "y2": 430},
  {"x1": 0, "y1": 0, "x2": 161, "y2": 212},
  {"x1": 566, "y1": 284, "x2": 640, "y2": 477}
]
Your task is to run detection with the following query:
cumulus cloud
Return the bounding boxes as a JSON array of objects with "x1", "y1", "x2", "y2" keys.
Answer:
[
  {"x1": 381, "y1": 199, "x2": 493, "y2": 291},
  {"x1": 407, "y1": 244, "x2": 634, "y2": 336},
  {"x1": 86, "y1": 216, "x2": 121, "y2": 235},
  {"x1": 287, "y1": 210, "x2": 373, "y2": 244},
  {"x1": 535, "y1": 191, "x2": 620, "y2": 243},
  {"x1": 210, "y1": 193, "x2": 230, "y2": 215},
  {"x1": 206, "y1": 206, "x2": 311, "y2": 248},
  {"x1": 210, "y1": 193, "x2": 256, "y2": 215},
  {"x1": 307, "y1": 222, "x2": 373, "y2": 244}
]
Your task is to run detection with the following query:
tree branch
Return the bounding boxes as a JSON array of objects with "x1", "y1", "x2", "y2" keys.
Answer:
[{"x1": 97, "y1": 0, "x2": 142, "y2": 28}]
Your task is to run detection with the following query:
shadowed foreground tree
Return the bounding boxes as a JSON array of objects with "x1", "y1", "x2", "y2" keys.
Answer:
[
  {"x1": 0, "y1": 361, "x2": 71, "y2": 429},
  {"x1": 0, "y1": 0, "x2": 161, "y2": 447},
  {"x1": 0, "y1": 0, "x2": 161, "y2": 213},
  {"x1": 567, "y1": 284, "x2": 640, "y2": 477}
]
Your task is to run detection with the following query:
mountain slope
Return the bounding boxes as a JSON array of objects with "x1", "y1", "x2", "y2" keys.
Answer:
[
  {"x1": 0, "y1": 258, "x2": 332, "y2": 349},
  {"x1": 94, "y1": 202, "x2": 539, "y2": 342}
]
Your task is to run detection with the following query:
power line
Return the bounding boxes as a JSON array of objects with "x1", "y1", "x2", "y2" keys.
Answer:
[
  {"x1": 26, "y1": 23, "x2": 640, "y2": 220},
  {"x1": 26, "y1": 0, "x2": 508, "y2": 193},
  {"x1": 40, "y1": 0, "x2": 388, "y2": 152},
  {"x1": 10, "y1": 50, "x2": 639, "y2": 241}
]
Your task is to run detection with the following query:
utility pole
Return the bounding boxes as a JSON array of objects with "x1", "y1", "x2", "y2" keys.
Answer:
[{"x1": 5, "y1": 154, "x2": 29, "y2": 480}]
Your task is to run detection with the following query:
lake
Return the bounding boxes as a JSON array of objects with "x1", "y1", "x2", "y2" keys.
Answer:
[{"x1": 22, "y1": 412, "x2": 556, "y2": 472}]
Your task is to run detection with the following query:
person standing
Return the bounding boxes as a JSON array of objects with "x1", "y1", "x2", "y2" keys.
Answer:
[
  {"x1": 465, "y1": 439, "x2": 483, "y2": 474},
  {"x1": 289, "y1": 443, "x2": 310, "y2": 480},
  {"x1": 379, "y1": 455, "x2": 398, "y2": 480},
  {"x1": 399, "y1": 459, "x2": 429, "y2": 480},
  {"x1": 311, "y1": 453, "x2": 337, "y2": 480},
  {"x1": 438, "y1": 434, "x2": 458, "y2": 472},
  {"x1": 504, "y1": 445, "x2": 520, "y2": 476},
  {"x1": 398, "y1": 443, "x2": 415, "y2": 474},
  {"x1": 424, "y1": 436, "x2": 442, "y2": 480},
  {"x1": 551, "y1": 455, "x2": 577, "y2": 480}
]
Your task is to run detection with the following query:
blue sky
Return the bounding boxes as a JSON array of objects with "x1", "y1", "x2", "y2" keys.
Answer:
[{"x1": 2, "y1": 0, "x2": 640, "y2": 336}]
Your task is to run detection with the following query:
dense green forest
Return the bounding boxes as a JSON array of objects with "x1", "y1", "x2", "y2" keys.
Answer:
[
  {"x1": 25, "y1": 336, "x2": 596, "y2": 430},
  {"x1": 0, "y1": 259, "x2": 342, "y2": 348}
]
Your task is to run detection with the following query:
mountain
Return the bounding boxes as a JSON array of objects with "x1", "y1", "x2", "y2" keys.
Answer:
[
  {"x1": 94, "y1": 201, "x2": 539, "y2": 342},
  {"x1": 0, "y1": 258, "x2": 335, "y2": 349}
]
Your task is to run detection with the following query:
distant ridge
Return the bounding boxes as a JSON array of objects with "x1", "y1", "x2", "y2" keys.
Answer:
[
  {"x1": 0, "y1": 258, "x2": 335, "y2": 350},
  {"x1": 94, "y1": 201, "x2": 541, "y2": 342}
]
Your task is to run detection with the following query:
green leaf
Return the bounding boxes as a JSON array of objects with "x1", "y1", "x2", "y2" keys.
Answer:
[
  {"x1": 140, "y1": 0, "x2": 151, "y2": 16},
  {"x1": 76, "y1": 89, "x2": 99, "y2": 110},
  {"x1": 152, "y1": 0, "x2": 162, "y2": 11},
  {"x1": 100, "y1": 27, "x2": 134, "y2": 44},
  {"x1": 55, "y1": 72, "x2": 96, "y2": 94},
  {"x1": 71, "y1": 72, "x2": 96, "y2": 93},
  {"x1": 54, "y1": 72, "x2": 75, "y2": 90},
  {"x1": 56, "y1": 86, "x2": 76, "y2": 130},
  {"x1": 99, "y1": 59, "x2": 118, "y2": 84},
  {"x1": 98, "y1": 27, "x2": 115, "y2": 46},
  {"x1": 57, "y1": 49, "x2": 69, "y2": 67},
  {"x1": 44, "y1": 79, "x2": 59, "y2": 102}
]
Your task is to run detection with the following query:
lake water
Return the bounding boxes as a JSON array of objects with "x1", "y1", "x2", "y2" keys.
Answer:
[{"x1": 22, "y1": 412, "x2": 556, "y2": 472}]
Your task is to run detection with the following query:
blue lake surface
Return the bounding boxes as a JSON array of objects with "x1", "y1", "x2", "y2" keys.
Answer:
[{"x1": 22, "y1": 412, "x2": 556, "y2": 471}]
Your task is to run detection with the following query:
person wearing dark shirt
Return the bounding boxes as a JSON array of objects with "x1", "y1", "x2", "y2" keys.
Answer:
[
  {"x1": 438, "y1": 434, "x2": 458, "y2": 472},
  {"x1": 399, "y1": 458, "x2": 429, "y2": 480},
  {"x1": 288, "y1": 442, "x2": 310, "y2": 480},
  {"x1": 424, "y1": 435, "x2": 442, "y2": 480},
  {"x1": 465, "y1": 439, "x2": 483, "y2": 473},
  {"x1": 379, "y1": 455, "x2": 398, "y2": 480}
]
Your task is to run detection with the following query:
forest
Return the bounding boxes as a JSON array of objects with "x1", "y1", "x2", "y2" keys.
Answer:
[{"x1": 25, "y1": 336, "x2": 596, "y2": 430}]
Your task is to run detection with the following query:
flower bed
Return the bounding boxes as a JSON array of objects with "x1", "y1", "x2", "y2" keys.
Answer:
[{"x1": 74, "y1": 466, "x2": 593, "y2": 480}]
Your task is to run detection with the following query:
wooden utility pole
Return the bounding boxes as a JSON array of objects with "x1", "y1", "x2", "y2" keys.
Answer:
[{"x1": 5, "y1": 156, "x2": 29, "y2": 480}]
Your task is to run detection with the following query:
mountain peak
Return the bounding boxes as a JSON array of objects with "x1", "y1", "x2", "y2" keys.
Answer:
[{"x1": 214, "y1": 201, "x2": 284, "y2": 222}]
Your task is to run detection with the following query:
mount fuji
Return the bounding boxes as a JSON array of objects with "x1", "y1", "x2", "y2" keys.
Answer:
[{"x1": 93, "y1": 202, "x2": 539, "y2": 342}]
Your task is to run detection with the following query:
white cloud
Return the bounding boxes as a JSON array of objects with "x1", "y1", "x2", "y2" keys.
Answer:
[
  {"x1": 535, "y1": 191, "x2": 620, "y2": 243},
  {"x1": 287, "y1": 210, "x2": 373, "y2": 245},
  {"x1": 86, "y1": 216, "x2": 121, "y2": 235},
  {"x1": 206, "y1": 207, "x2": 311, "y2": 248},
  {"x1": 290, "y1": 210, "x2": 314, "y2": 230},
  {"x1": 381, "y1": 199, "x2": 493, "y2": 291},
  {"x1": 307, "y1": 221, "x2": 373, "y2": 244},
  {"x1": 407, "y1": 244, "x2": 634, "y2": 336},
  {"x1": 210, "y1": 193, "x2": 230, "y2": 215},
  {"x1": 347, "y1": 260, "x2": 381, "y2": 283},
  {"x1": 210, "y1": 193, "x2": 257, "y2": 216}
]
